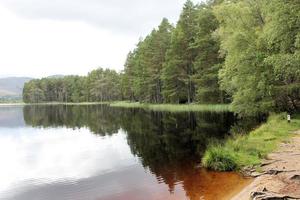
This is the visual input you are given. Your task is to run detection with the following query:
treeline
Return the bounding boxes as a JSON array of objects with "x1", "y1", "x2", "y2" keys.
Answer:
[
  {"x1": 23, "y1": 0, "x2": 300, "y2": 115},
  {"x1": 23, "y1": 69, "x2": 122, "y2": 103}
]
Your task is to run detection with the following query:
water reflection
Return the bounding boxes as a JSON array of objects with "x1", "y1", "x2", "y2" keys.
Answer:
[
  {"x1": 23, "y1": 105, "x2": 236, "y2": 192},
  {"x1": 0, "y1": 106, "x2": 25, "y2": 127},
  {"x1": 0, "y1": 128, "x2": 137, "y2": 199},
  {"x1": 0, "y1": 105, "x2": 251, "y2": 200}
]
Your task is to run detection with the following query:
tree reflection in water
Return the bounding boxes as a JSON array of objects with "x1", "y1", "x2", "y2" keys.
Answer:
[{"x1": 23, "y1": 105, "x2": 244, "y2": 200}]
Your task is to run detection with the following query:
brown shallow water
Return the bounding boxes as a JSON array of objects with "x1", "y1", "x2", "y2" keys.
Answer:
[
  {"x1": 0, "y1": 105, "x2": 252, "y2": 200},
  {"x1": 104, "y1": 169, "x2": 252, "y2": 200},
  {"x1": 96, "y1": 165, "x2": 252, "y2": 200}
]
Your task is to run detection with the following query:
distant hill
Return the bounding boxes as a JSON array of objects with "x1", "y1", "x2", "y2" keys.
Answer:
[
  {"x1": 0, "y1": 77, "x2": 33, "y2": 98},
  {"x1": 47, "y1": 75, "x2": 65, "y2": 79}
]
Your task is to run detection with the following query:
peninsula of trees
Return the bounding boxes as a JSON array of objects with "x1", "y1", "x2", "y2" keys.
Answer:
[{"x1": 23, "y1": 0, "x2": 300, "y2": 116}]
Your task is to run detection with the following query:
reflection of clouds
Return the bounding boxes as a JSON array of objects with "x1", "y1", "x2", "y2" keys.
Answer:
[
  {"x1": 2, "y1": 165, "x2": 185, "y2": 200},
  {"x1": 0, "y1": 128, "x2": 136, "y2": 197},
  {"x1": 0, "y1": 106, "x2": 25, "y2": 127}
]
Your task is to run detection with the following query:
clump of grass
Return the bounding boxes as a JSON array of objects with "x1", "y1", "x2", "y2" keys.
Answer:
[
  {"x1": 202, "y1": 146, "x2": 238, "y2": 171},
  {"x1": 109, "y1": 101, "x2": 143, "y2": 108},
  {"x1": 202, "y1": 113, "x2": 300, "y2": 171},
  {"x1": 109, "y1": 101, "x2": 231, "y2": 112}
]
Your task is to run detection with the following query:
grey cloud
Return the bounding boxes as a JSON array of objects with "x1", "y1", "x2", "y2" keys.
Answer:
[{"x1": 0, "y1": 0, "x2": 191, "y2": 34}]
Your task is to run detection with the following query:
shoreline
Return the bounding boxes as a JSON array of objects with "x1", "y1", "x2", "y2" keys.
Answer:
[
  {"x1": 232, "y1": 130, "x2": 300, "y2": 200},
  {"x1": 0, "y1": 101, "x2": 231, "y2": 112},
  {"x1": 109, "y1": 101, "x2": 230, "y2": 112},
  {"x1": 199, "y1": 113, "x2": 300, "y2": 199},
  {"x1": 202, "y1": 114, "x2": 300, "y2": 171},
  {"x1": 0, "y1": 102, "x2": 109, "y2": 107}
]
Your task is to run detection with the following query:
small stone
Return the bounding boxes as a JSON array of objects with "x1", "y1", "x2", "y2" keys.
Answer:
[{"x1": 290, "y1": 174, "x2": 300, "y2": 181}]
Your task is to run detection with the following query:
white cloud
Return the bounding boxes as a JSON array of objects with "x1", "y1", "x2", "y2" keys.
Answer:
[
  {"x1": 0, "y1": 0, "x2": 202, "y2": 78},
  {"x1": 0, "y1": 0, "x2": 186, "y2": 33},
  {"x1": 0, "y1": 5, "x2": 137, "y2": 77}
]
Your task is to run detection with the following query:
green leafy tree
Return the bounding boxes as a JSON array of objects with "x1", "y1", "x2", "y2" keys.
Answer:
[{"x1": 215, "y1": 0, "x2": 300, "y2": 115}]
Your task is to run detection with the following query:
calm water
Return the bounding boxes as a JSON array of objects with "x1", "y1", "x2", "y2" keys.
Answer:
[{"x1": 0, "y1": 105, "x2": 251, "y2": 200}]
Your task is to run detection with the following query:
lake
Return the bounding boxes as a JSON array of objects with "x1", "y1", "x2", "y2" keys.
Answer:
[{"x1": 0, "y1": 105, "x2": 251, "y2": 200}]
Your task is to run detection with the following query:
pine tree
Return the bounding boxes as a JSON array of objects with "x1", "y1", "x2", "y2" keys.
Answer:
[
  {"x1": 193, "y1": 5, "x2": 224, "y2": 103},
  {"x1": 162, "y1": 0, "x2": 199, "y2": 103}
]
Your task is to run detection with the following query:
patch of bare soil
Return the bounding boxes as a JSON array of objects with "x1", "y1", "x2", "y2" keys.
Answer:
[{"x1": 232, "y1": 130, "x2": 300, "y2": 200}]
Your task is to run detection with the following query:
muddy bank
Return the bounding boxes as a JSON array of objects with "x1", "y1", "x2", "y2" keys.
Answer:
[{"x1": 232, "y1": 130, "x2": 300, "y2": 200}]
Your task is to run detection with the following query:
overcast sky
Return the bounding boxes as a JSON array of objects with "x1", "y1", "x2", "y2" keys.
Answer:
[{"x1": 0, "y1": 0, "x2": 201, "y2": 78}]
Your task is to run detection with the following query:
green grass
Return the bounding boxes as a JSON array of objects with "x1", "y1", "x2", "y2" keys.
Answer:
[
  {"x1": 202, "y1": 113, "x2": 300, "y2": 171},
  {"x1": 109, "y1": 101, "x2": 231, "y2": 112},
  {"x1": 2, "y1": 101, "x2": 230, "y2": 112}
]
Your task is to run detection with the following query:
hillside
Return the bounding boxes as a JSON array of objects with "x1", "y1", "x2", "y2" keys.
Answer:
[{"x1": 0, "y1": 77, "x2": 32, "y2": 98}]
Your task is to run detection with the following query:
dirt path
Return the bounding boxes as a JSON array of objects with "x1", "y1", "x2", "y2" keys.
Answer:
[{"x1": 232, "y1": 130, "x2": 300, "y2": 200}]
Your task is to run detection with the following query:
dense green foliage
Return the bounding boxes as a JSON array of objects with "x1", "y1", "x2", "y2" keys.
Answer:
[
  {"x1": 202, "y1": 114, "x2": 300, "y2": 171},
  {"x1": 216, "y1": 0, "x2": 300, "y2": 116},
  {"x1": 23, "y1": 0, "x2": 300, "y2": 116},
  {"x1": 162, "y1": 2, "x2": 223, "y2": 104}
]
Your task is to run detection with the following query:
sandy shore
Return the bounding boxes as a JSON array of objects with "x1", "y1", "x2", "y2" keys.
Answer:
[{"x1": 232, "y1": 130, "x2": 300, "y2": 200}]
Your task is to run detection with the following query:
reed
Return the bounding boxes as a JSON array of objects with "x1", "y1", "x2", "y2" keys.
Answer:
[{"x1": 109, "y1": 101, "x2": 231, "y2": 112}]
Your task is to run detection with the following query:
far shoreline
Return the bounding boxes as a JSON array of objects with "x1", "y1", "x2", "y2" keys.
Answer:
[{"x1": 0, "y1": 101, "x2": 231, "y2": 112}]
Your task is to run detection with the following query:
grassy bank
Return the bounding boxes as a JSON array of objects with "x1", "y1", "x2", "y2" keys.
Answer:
[
  {"x1": 202, "y1": 114, "x2": 300, "y2": 171},
  {"x1": 109, "y1": 101, "x2": 230, "y2": 112},
  {"x1": 1, "y1": 101, "x2": 230, "y2": 112}
]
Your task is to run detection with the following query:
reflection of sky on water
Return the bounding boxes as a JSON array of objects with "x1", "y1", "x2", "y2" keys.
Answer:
[
  {"x1": 0, "y1": 106, "x2": 25, "y2": 128},
  {"x1": 0, "y1": 105, "x2": 250, "y2": 200},
  {"x1": 0, "y1": 127, "x2": 148, "y2": 199}
]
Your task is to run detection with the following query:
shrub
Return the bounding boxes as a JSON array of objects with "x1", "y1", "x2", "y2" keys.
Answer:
[{"x1": 202, "y1": 146, "x2": 238, "y2": 171}]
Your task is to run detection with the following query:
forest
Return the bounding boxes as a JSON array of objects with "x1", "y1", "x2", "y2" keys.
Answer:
[{"x1": 23, "y1": 0, "x2": 300, "y2": 116}]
